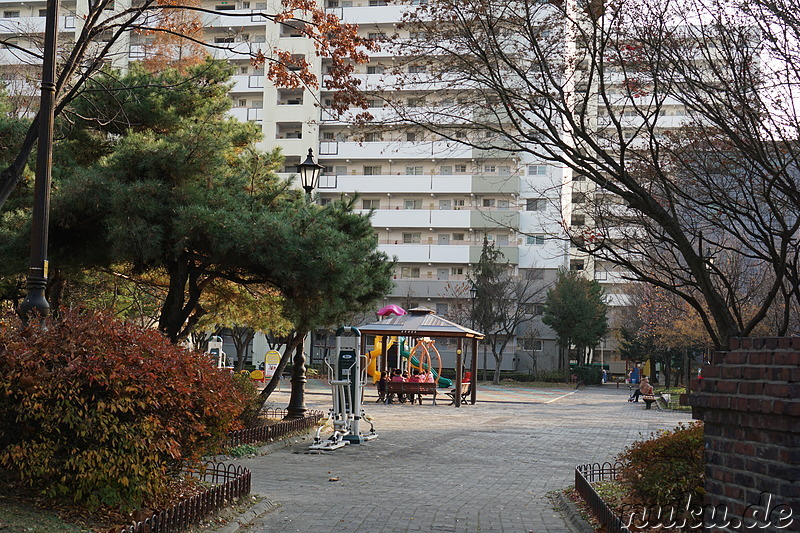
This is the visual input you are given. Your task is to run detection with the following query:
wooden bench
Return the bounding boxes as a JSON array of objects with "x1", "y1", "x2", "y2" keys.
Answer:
[
  {"x1": 385, "y1": 382, "x2": 437, "y2": 405},
  {"x1": 446, "y1": 382, "x2": 471, "y2": 405},
  {"x1": 642, "y1": 394, "x2": 659, "y2": 410}
]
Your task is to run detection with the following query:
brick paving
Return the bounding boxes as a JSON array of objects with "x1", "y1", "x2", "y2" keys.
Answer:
[{"x1": 232, "y1": 380, "x2": 692, "y2": 533}]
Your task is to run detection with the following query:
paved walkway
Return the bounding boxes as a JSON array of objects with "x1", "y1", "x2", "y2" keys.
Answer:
[{"x1": 232, "y1": 381, "x2": 692, "y2": 533}]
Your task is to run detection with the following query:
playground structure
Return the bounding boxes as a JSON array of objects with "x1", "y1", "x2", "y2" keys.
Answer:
[
  {"x1": 359, "y1": 307, "x2": 484, "y2": 407},
  {"x1": 365, "y1": 336, "x2": 452, "y2": 388},
  {"x1": 310, "y1": 326, "x2": 377, "y2": 451}
]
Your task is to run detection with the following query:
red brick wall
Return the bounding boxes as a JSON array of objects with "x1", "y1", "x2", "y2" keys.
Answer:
[{"x1": 686, "y1": 337, "x2": 799, "y2": 532}]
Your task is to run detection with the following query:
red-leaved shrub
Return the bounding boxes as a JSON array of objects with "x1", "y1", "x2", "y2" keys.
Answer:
[{"x1": 0, "y1": 309, "x2": 250, "y2": 509}]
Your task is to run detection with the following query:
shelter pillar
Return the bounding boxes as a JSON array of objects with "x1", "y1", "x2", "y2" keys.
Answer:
[
  {"x1": 455, "y1": 338, "x2": 463, "y2": 407},
  {"x1": 470, "y1": 337, "x2": 478, "y2": 405}
]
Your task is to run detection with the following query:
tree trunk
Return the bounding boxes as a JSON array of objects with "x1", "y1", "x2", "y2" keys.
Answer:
[
  {"x1": 256, "y1": 331, "x2": 302, "y2": 410},
  {"x1": 158, "y1": 260, "x2": 189, "y2": 342},
  {"x1": 0, "y1": 118, "x2": 39, "y2": 211}
]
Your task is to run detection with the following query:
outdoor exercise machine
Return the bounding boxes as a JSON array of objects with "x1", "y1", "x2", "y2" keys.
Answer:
[{"x1": 309, "y1": 326, "x2": 377, "y2": 451}]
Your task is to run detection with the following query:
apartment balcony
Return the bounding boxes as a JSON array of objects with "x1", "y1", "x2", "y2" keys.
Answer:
[
  {"x1": 379, "y1": 244, "x2": 519, "y2": 264},
  {"x1": 367, "y1": 209, "x2": 519, "y2": 230},
  {"x1": 389, "y1": 279, "x2": 472, "y2": 299},
  {"x1": 207, "y1": 42, "x2": 254, "y2": 61},
  {"x1": 326, "y1": 4, "x2": 413, "y2": 24},
  {"x1": 320, "y1": 104, "x2": 473, "y2": 124},
  {"x1": 318, "y1": 140, "x2": 474, "y2": 160},
  {"x1": 228, "y1": 74, "x2": 265, "y2": 93},
  {"x1": 1, "y1": 14, "x2": 79, "y2": 35},
  {"x1": 227, "y1": 107, "x2": 263, "y2": 122},
  {"x1": 318, "y1": 174, "x2": 520, "y2": 195},
  {"x1": 202, "y1": 10, "x2": 270, "y2": 29}
]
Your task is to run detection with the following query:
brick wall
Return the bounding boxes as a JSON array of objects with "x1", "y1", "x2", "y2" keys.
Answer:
[{"x1": 686, "y1": 337, "x2": 799, "y2": 532}]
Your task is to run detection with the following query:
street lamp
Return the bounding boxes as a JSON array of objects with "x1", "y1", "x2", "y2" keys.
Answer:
[
  {"x1": 297, "y1": 148, "x2": 325, "y2": 199},
  {"x1": 19, "y1": 0, "x2": 60, "y2": 322},
  {"x1": 469, "y1": 281, "x2": 477, "y2": 329},
  {"x1": 286, "y1": 149, "x2": 324, "y2": 420}
]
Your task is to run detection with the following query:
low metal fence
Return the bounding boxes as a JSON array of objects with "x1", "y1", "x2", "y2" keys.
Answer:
[
  {"x1": 118, "y1": 461, "x2": 251, "y2": 533},
  {"x1": 574, "y1": 462, "x2": 630, "y2": 533},
  {"x1": 226, "y1": 409, "x2": 324, "y2": 448}
]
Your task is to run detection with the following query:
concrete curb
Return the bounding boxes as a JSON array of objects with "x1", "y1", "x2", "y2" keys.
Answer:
[
  {"x1": 550, "y1": 491, "x2": 595, "y2": 533},
  {"x1": 205, "y1": 496, "x2": 280, "y2": 533}
]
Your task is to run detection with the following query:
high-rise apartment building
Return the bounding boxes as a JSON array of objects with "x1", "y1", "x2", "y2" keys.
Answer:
[{"x1": 0, "y1": 0, "x2": 639, "y2": 373}]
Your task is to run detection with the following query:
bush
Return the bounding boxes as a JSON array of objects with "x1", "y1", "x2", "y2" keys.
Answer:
[
  {"x1": 0, "y1": 309, "x2": 251, "y2": 510},
  {"x1": 571, "y1": 366, "x2": 602, "y2": 384},
  {"x1": 616, "y1": 422, "x2": 705, "y2": 508}
]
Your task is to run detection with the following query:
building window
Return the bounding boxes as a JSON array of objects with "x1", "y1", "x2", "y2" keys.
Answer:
[
  {"x1": 573, "y1": 170, "x2": 587, "y2": 181},
  {"x1": 403, "y1": 233, "x2": 421, "y2": 243},
  {"x1": 570, "y1": 259, "x2": 585, "y2": 271},
  {"x1": 482, "y1": 198, "x2": 495, "y2": 207},
  {"x1": 526, "y1": 198, "x2": 546, "y2": 211},
  {"x1": 406, "y1": 166, "x2": 424, "y2": 175},
  {"x1": 571, "y1": 214, "x2": 586, "y2": 226},
  {"x1": 363, "y1": 166, "x2": 382, "y2": 175},
  {"x1": 528, "y1": 165, "x2": 547, "y2": 176},
  {"x1": 319, "y1": 198, "x2": 332, "y2": 206},
  {"x1": 453, "y1": 199, "x2": 465, "y2": 209},
  {"x1": 436, "y1": 303, "x2": 448, "y2": 315},
  {"x1": 527, "y1": 235, "x2": 545, "y2": 245},
  {"x1": 452, "y1": 233, "x2": 465, "y2": 241},
  {"x1": 3, "y1": 10, "x2": 20, "y2": 17},
  {"x1": 406, "y1": 132, "x2": 417, "y2": 142},
  {"x1": 367, "y1": 65, "x2": 385, "y2": 74},
  {"x1": 362, "y1": 199, "x2": 380, "y2": 209},
  {"x1": 454, "y1": 164, "x2": 467, "y2": 173},
  {"x1": 483, "y1": 165, "x2": 496, "y2": 173},
  {"x1": 364, "y1": 132, "x2": 383, "y2": 142},
  {"x1": 451, "y1": 267, "x2": 464, "y2": 275},
  {"x1": 404, "y1": 199, "x2": 422, "y2": 209},
  {"x1": 408, "y1": 65, "x2": 427, "y2": 73},
  {"x1": 214, "y1": 36, "x2": 235, "y2": 43},
  {"x1": 526, "y1": 269, "x2": 545, "y2": 280},
  {"x1": 572, "y1": 192, "x2": 587, "y2": 204},
  {"x1": 522, "y1": 339, "x2": 544, "y2": 351},
  {"x1": 401, "y1": 267, "x2": 421, "y2": 278}
]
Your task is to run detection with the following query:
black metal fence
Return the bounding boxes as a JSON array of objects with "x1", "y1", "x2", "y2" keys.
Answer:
[
  {"x1": 118, "y1": 461, "x2": 251, "y2": 533},
  {"x1": 225, "y1": 408, "x2": 324, "y2": 448},
  {"x1": 574, "y1": 462, "x2": 631, "y2": 533}
]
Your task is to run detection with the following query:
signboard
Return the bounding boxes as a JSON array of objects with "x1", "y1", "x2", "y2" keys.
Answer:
[{"x1": 264, "y1": 350, "x2": 281, "y2": 379}]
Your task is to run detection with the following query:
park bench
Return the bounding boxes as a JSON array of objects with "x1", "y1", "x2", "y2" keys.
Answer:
[
  {"x1": 642, "y1": 394, "x2": 660, "y2": 410},
  {"x1": 385, "y1": 382, "x2": 437, "y2": 405},
  {"x1": 446, "y1": 382, "x2": 471, "y2": 405}
]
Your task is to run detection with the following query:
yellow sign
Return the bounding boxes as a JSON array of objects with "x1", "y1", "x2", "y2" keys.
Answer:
[{"x1": 264, "y1": 350, "x2": 281, "y2": 379}]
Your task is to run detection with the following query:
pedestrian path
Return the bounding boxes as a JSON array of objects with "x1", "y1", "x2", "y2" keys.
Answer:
[{"x1": 234, "y1": 382, "x2": 692, "y2": 533}]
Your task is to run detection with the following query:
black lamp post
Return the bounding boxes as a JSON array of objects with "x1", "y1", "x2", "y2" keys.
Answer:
[
  {"x1": 297, "y1": 148, "x2": 325, "y2": 200},
  {"x1": 285, "y1": 149, "x2": 325, "y2": 420},
  {"x1": 469, "y1": 281, "x2": 477, "y2": 329},
  {"x1": 19, "y1": 0, "x2": 60, "y2": 322}
]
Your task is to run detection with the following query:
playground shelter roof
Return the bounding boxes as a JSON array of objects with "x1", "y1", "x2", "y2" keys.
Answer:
[{"x1": 358, "y1": 307, "x2": 484, "y2": 340}]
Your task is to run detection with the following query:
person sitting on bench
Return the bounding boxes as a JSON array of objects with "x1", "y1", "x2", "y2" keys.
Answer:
[{"x1": 629, "y1": 376, "x2": 652, "y2": 402}]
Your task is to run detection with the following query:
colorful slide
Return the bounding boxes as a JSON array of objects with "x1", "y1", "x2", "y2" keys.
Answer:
[{"x1": 365, "y1": 336, "x2": 451, "y2": 387}]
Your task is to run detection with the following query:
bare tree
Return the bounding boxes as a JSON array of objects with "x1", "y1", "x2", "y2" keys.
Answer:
[
  {"x1": 0, "y1": 0, "x2": 376, "y2": 209},
  {"x1": 369, "y1": 0, "x2": 800, "y2": 348},
  {"x1": 472, "y1": 239, "x2": 547, "y2": 383}
]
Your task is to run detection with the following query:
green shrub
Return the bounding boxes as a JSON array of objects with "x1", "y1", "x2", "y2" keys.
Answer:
[
  {"x1": 0, "y1": 309, "x2": 251, "y2": 510},
  {"x1": 616, "y1": 422, "x2": 705, "y2": 508},
  {"x1": 571, "y1": 366, "x2": 602, "y2": 384}
]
